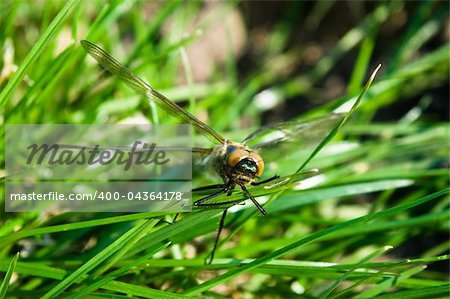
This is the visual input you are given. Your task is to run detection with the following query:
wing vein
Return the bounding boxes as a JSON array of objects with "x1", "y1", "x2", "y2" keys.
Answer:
[{"x1": 81, "y1": 40, "x2": 225, "y2": 144}]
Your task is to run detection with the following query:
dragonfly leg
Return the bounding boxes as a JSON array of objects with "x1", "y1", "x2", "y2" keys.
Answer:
[
  {"x1": 206, "y1": 209, "x2": 228, "y2": 264},
  {"x1": 194, "y1": 183, "x2": 231, "y2": 206},
  {"x1": 172, "y1": 213, "x2": 179, "y2": 223},
  {"x1": 251, "y1": 174, "x2": 280, "y2": 186},
  {"x1": 170, "y1": 184, "x2": 221, "y2": 223},
  {"x1": 240, "y1": 184, "x2": 267, "y2": 216},
  {"x1": 192, "y1": 184, "x2": 225, "y2": 192}
]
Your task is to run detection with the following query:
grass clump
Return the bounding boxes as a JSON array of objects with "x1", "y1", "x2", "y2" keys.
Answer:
[{"x1": 0, "y1": 1, "x2": 448, "y2": 298}]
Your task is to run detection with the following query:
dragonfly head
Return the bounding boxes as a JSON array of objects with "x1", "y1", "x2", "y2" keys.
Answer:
[{"x1": 227, "y1": 148, "x2": 264, "y2": 180}]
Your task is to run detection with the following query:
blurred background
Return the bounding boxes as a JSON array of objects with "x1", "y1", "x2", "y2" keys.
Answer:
[
  {"x1": 2, "y1": 1, "x2": 448, "y2": 126},
  {"x1": 0, "y1": 1, "x2": 449, "y2": 298}
]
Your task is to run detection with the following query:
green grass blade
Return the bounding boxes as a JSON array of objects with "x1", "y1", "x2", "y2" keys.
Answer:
[
  {"x1": 0, "y1": 212, "x2": 167, "y2": 244},
  {"x1": 355, "y1": 265, "x2": 429, "y2": 298},
  {"x1": 0, "y1": 252, "x2": 19, "y2": 299},
  {"x1": 2, "y1": 2, "x2": 448, "y2": 296},
  {"x1": 347, "y1": 35, "x2": 376, "y2": 96},
  {"x1": 296, "y1": 64, "x2": 381, "y2": 173},
  {"x1": 0, "y1": 0, "x2": 79, "y2": 109},
  {"x1": 93, "y1": 218, "x2": 159, "y2": 276},
  {"x1": 66, "y1": 242, "x2": 172, "y2": 299},
  {"x1": 318, "y1": 246, "x2": 393, "y2": 299},
  {"x1": 183, "y1": 189, "x2": 448, "y2": 295},
  {"x1": 0, "y1": 257, "x2": 189, "y2": 299},
  {"x1": 374, "y1": 284, "x2": 450, "y2": 299},
  {"x1": 98, "y1": 280, "x2": 191, "y2": 299},
  {"x1": 41, "y1": 219, "x2": 155, "y2": 299}
]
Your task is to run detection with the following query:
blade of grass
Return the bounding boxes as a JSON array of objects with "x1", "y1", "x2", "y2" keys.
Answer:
[
  {"x1": 66, "y1": 242, "x2": 172, "y2": 299},
  {"x1": 0, "y1": 1, "x2": 20, "y2": 37},
  {"x1": 126, "y1": 210, "x2": 219, "y2": 257},
  {"x1": 318, "y1": 246, "x2": 393, "y2": 299},
  {"x1": 206, "y1": 179, "x2": 413, "y2": 260},
  {"x1": 41, "y1": 219, "x2": 156, "y2": 299},
  {"x1": 4, "y1": 256, "x2": 447, "y2": 287},
  {"x1": 319, "y1": 210, "x2": 449, "y2": 242},
  {"x1": 219, "y1": 64, "x2": 381, "y2": 248},
  {"x1": 355, "y1": 265, "x2": 429, "y2": 298},
  {"x1": 346, "y1": 34, "x2": 376, "y2": 96},
  {"x1": 386, "y1": 1, "x2": 436, "y2": 73},
  {"x1": 98, "y1": 280, "x2": 191, "y2": 299},
  {"x1": 297, "y1": 64, "x2": 381, "y2": 173},
  {"x1": 333, "y1": 261, "x2": 411, "y2": 298},
  {"x1": 183, "y1": 189, "x2": 448, "y2": 295},
  {"x1": 268, "y1": 179, "x2": 414, "y2": 214},
  {"x1": 374, "y1": 284, "x2": 450, "y2": 299},
  {"x1": 0, "y1": 258, "x2": 189, "y2": 299},
  {"x1": 230, "y1": 64, "x2": 381, "y2": 246},
  {"x1": 218, "y1": 208, "x2": 447, "y2": 258},
  {"x1": 0, "y1": 252, "x2": 19, "y2": 299},
  {"x1": 274, "y1": 3, "x2": 392, "y2": 102},
  {"x1": 0, "y1": 0, "x2": 79, "y2": 109},
  {"x1": 0, "y1": 211, "x2": 168, "y2": 244},
  {"x1": 302, "y1": 43, "x2": 449, "y2": 119},
  {"x1": 93, "y1": 217, "x2": 160, "y2": 276}
]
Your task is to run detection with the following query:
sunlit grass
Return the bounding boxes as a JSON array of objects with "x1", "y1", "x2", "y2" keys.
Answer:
[{"x1": 0, "y1": 1, "x2": 449, "y2": 298}]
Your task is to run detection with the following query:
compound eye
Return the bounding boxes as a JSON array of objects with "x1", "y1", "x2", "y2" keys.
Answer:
[
  {"x1": 227, "y1": 149, "x2": 248, "y2": 167},
  {"x1": 249, "y1": 152, "x2": 264, "y2": 177}
]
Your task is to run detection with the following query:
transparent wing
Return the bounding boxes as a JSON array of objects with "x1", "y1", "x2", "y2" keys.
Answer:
[
  {"x1": 2, "y1": 144, "x2": 212, "y2": 181},
  {"x1": 58, "y1": 144, "x2": 211, "y2": 154},
  {"x1": 244, "y1": 114, "x2": 345, "y2": 174},
  {"x1": 81, "y1": 40, "x2": 225, "y2": 144},
  {"x1": 57, "y1": 144, "x2": 212, "y2": 167}
]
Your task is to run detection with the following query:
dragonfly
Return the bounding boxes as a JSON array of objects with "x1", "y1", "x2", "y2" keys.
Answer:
[{"x1": 78, "y1": 40, "x2": 352, "y2": 263}]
